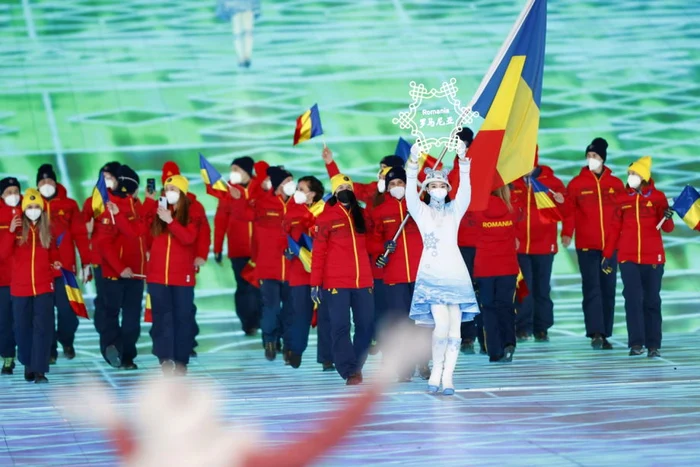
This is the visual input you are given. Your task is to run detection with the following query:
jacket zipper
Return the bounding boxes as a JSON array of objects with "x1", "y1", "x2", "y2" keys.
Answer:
[
  {"x1": 342, "y1": 206, "x2": 360, "y2": 288},
  {"x1": 635, "y1": 194, "x2": 641, "y2": 263},
  {"x1": 594, "y1": 172, "x2": 605, "y2": 249},
  {"x1": 31, "y1": 227, "x2": 37, "y2": 296}
]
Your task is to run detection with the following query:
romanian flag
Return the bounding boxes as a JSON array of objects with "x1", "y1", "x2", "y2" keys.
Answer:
[
  {"x1": 417, "y1": 152, "x2": 444, "y2": 185},
  {"x1": 530, "y1": 177, "x2": 562, "y2": 223},
  {"x1": 144, "y1": 293, "x2": 152, "y2": 323},
  {"x1": 61, "y1": 269, "x2": 89, "y2": 319},
  {"x1": 91, "y1": 172, "x2": 110, "y2": 217},
  {"x1": 515, "y1": 269, "x2": 529, "y2": 303},
  {"x1": 293, "y1": 104, "x2": 323, "y2": 145},
  {"x1": 287, "y1": 235, "x2": 313, "y2": 273},
  {"x1": 395, "y1": 137, "x2": 412, "y2": 163},
  {"x1": 672, "y1": 185, "x2": 700, "y2": 230},
  {"x1": 468, "y1": 0, "x2": 547, "y2": 211},
  {"x1": 199, "y1": 153, "x2": 229, "y2": 199}
]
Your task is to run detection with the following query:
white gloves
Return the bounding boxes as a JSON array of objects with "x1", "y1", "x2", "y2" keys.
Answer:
[
  {"x1": 456, "y1": 140, "x2": 467, "y2": 160},
  {"x1": 409, "y1": 143, "x2": 422, "y2": 163}
]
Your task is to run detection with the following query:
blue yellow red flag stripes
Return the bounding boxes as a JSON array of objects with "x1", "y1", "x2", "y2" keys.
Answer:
[
  {"x1": 199, "y1": 153, "x2": 229, "y2": 199},
  {"x1": 672, "y1": 185, "x2": 700, "y2": 230},
  {"x1": 144, "y1": 293, "x2": 152, "y2": 323},
  {"x1": 61, "y1": 269, "x2": 89, "y2": 319},
  {"x1": 515, "y1": 269, "x2": 529, "y2": 303},
  {"x1": 293, "y1": 104, "x2": 323, "y2": 145},
  {"x1": 530, "y1": 176, "x2": 562, "y2": 223},
  {"x1": 395, "y1": 137, "x2": 411, "y2": 163},
  {"x1": 287, "y1": 235, "x2": 312, "y2": 273},
  {"x1": 467, "y1": 0, "x2": 547, "y2": 211},
  {"x1": 91, "y1": 172, "x2": 110, "y2": 217}
]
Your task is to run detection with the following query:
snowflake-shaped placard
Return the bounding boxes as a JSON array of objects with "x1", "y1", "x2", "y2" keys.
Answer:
[
  {"x1": 423, "y1": 231, "x2": 440, "y2": 257},
  {"x1": 392, "y1": 78, "x2": 479, "y2": 154}
]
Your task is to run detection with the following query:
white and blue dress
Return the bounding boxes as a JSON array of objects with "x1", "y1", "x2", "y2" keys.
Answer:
[{"x1": 405, "y1": 159, "x2": 479, "y2": 327}]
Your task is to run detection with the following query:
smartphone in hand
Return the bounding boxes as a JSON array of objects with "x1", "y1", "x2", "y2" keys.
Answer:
[
  {"x1": 147, "y1": 178, "x2": 156, "y2": 194},
  {"x1": 158, "y1": 197, "x2": 168, "y2": 209}
]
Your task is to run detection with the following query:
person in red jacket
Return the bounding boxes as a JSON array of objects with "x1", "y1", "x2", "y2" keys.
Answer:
[
  {"x1": 511, "y1": 149, "x2": 566, "y2": 342},
  {"x1": 602, "y1": 156, "x2": 673, "y2": 358},
  {"x1": 83, "y1": 161, "x2": 122, "y2": 340},
  {"x1": 95, "y1": 165, "x2": 146, "y2": 370},
  {"x1": 310, "y1": 174, "x2": 374, "y2": 385},
  {"x1": 0, "y1": 177, "x2": 21, "y2": 375},
  {"x1": 0, "y1": 189, "x2": 61, "y2": 383},
  {"x1": 231, "y1": 166, "x2": 296, "y2": 361},
  {"x1": 36, "y1": 164, "x2": 91, "y2": 362},
  {"x1": 213, "y1": 156, "x2": 263, "y2": 336},
  {"x1": 281, "y1": 175, "x2": 326, "y2": 369},
  {"x1": 562, "y1": 138, "x2": 626, "y2": 349},
  {"x1": 372, "y1": 167, "x2": 430, "y2": 381},
  {"x1": 474, "y1": 186, "x2": 519, "y2": 362},
  {"x1": 144, "y1": 175, "x2": 201, "y2": 375},
  {"x1": 160, "y1": 161, "x2": 211, "y2": 357}
]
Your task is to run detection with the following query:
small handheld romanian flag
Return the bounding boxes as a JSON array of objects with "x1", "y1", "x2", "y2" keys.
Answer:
[
  {"x1": 241, "y1": 260, "x2": 259, "y2": 289},
  {"x1": 672, "y1": 185, "x2": 700, "y2": 230},
  {"x1": 395, "y1": 137, "x2": 412, "y2": 163},
  {"x1": 144, "y1": 293, "x2": 152, "y2": 323},
  {"x1": 91, "y1": 172, "x2": 110, "y2": 217},
  {"x1": 515, "y1": 269, "x2": 529, "y2": 303},
  {"x1": 293, "y1": 104, "x2": 323, "y2": 146},
  {"x1": 530, "y1": 177, "x2": 562, "y2": 223},
  {"x1": 61, "y1": 269, "x2": 89, "y2": 319},
  {"x1": 287, "y1": 235, "x2": 313, "y2": 273},
  {"x1": 199, "y1": 153, "x2": 229, "y2": 199}
]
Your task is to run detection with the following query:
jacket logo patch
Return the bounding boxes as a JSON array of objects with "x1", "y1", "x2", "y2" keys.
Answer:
[
  {"x1": 621, "y1": 205, "x2": 632, "y2": 210},
  {"x1": 266, "y1": 211, "x2": 280, "y2": 217},
  {"x1": 482, "y1": 220, "x2": 513, "y2": 228},
  {"x1": 581, "y1": 190, "x2": 594, "y2": 195},
  {"x1": 331, "y1": 223, "x2": 345, "y2": 229},
  {"x1": 331, "y1": 288, "x2": 338, "y2": 294},
  {"x1": 291, "y1": 221, "x2": 300, "y2": 225},
  {"x1": 58, "y1": 210, "x2": 65, "y2": 216},
  {"x1": 102, "y1": 218, "x2": 110, "y2": 224},
  {"x1": 609, "y1": 188, "x2": 615, "y2": 193},
  {"x1": 646, "y1": 201, "x2": 653, "y2": 207},
  {"x1": 383, "y1": 219, "x2": 396, "y2": 224}
]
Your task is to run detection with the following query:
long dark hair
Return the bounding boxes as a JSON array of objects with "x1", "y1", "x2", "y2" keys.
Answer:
[
  {"x1": 492, "y1": 185, "x2": 513, "y2": 212},
  {"x1": 298, "y1": 176, "x2": 324, "y2": 203},
  {"x1": 327, "y1": 192, "x2": 366, "y2": 234},
  {"x1": 151, "y1": 194, "x2": 191, "y2": 237}
]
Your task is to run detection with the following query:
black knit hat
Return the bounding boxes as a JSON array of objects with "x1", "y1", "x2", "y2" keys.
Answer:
[
  {"x1": 457, "y1": 127, "x2": 474, "y2": 147},
  {"x1": 267, "y1": 166, "x2": 292, "y2": 191},
  {"x1": 116, "y1": 165, "x2": 140, "y2": 195},
  {"x1": 586, "y1": 137, "x2": 608, "y2": 162},
  {"x1": 380, "y1": 155, "x2": 405, "y2": 168},
  {"x1": 231, "y1": 156, "x2": 254, "y2": 177},
  {"x1": 0, "y1": 177, "x2": 20, "y2": 195},
  {"x1": 36, "y1": 164, "x2": 57, "y2": 184},
  {"x1": 101, "y1": 161, "x2": 122, "y2": 177},
  {"x1": 385, "y1": 167, "x2": 406, "y2": 187}
]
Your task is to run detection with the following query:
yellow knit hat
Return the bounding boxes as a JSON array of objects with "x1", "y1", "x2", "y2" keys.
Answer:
[
  {"x1": 22, "y1": 188, "x2": 44, "y2": 212},
  {"x1": 330, "y1": 174, "x2": 353, "y2": 194},
  {"x1": 164, "y1": 174, "x2": 189, "y2": 194},
  {"x1": 628, "y1": 156, "x2": 652, "y2": 182}
]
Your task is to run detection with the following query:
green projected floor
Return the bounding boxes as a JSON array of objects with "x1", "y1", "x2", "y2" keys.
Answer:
[{"x1": 1, "y1": 0, "x2": 700, "y2": 348}]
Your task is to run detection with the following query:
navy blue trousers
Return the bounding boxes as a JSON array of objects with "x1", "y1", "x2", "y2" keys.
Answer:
[
  {"x1": 51, "y1": 276, "x2": 79, "y2": 357},
  {"x1": 620, "y1": 263, "x2": 664, "y2": 349},
  {"x1": 458, "y1": 246, "x2": 483, "y2": 344},
  {"x1": 372, "y1": 278, "x2": 387, "y2": 340},
  {"x1": 13, "y1": 293, "x2": 54, "y2": 374},
  {"x1": 260, "y1": 279, "x2": 292, "y2": 346},
  {"x1": 577, "y1": 249, "x2": 618, "y2": 337},
  {"x1": 316, "y1": 294, "x2": 333, "y2": 364},
  {"x1": 100, "y1": 278, "x2": 144, "y2": 364},
  {"x1": 192, "y1": 304, "x2": 199, "y2": 351},
  {"x1": 477, "y1": 275, "x2": 517, "y2": 360},
  {"x1": 288, "y1": 285, "x2": 314, "y2": 355},
  {"x1": 92, "y1": 266, "x2": 106, "y2": 334},
  {"x1": 231, "y1": 257, "x2": 262, "y2": 332},
  {"x1": 383, "y1": 282, "x2": 414, "y2": 325},
  {"x1": 0, "y1": 286, "x2": 15, "y2": 358},
  {"x1": 148, "y1": 284, "x2": 195, "y2": 365},
  {"x1": 326, "y1": 287, "x2": 375, "y2": 379},
  {"x1": 516, "y1": 254, "x2": 554, "y2": 335}
]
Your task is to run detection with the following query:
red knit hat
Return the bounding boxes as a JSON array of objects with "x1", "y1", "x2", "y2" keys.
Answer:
[{"x1": 162, "y1": 161, "x2": 180, "y2": 184}]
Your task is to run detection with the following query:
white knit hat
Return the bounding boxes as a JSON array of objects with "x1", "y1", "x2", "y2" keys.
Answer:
[{"x1": 421, "y1": 168, "x2": 452, "y2": 191}]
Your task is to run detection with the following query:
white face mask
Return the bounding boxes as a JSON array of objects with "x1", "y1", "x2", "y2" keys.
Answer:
[
  {"x1": 105, "y1": 178, "x2": 116, "y2": 190},
  {"x1": 377, "y1": 179, "x2": 386, "y2": 193},
  {"x1": 39, "y1": 184, "x2": 56, "y2": 198},
  {"x1": 282, "y1": 181, "x2": 297, "y2": 197},
  {"x1": 229, "y1": 171, "x2": 243, "y2": 185},
  {"x1": 627, "y1": 174, "x2": 642, "y2": 189},
  {"x1": 588, "y1": 158, "x2": 603, "y2": 172},
  {"x1": 293, "y1": 190, "x2": 308, "y2": 205},
  {"x1": 262, "y1": 180, "x2": 272, "y2": 191},
  {"x1": 165, "y1": 191, "x2": 180, "y2": 205},
  {"x1": 429, "y1": 188, "x2": 447, "y2": 201},
  {"x1": 3, "y1": 194, "x2": 20, "y2": 207},
  {"x1": 25, "y1": 208, "x2": 42, "y2": 221},
  {"x1": 389, "y1": 186, "x2": 405, "y2": 200}
]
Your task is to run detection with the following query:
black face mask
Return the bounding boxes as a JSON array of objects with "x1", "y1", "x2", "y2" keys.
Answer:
[{"x1": 336, "y1": 190, "x2": 356, "y2": 205}]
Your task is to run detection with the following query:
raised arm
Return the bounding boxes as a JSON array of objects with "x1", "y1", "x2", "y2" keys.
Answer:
[
  {"x1": 453, "y1": 141, "x2": 472, "y2": 218},
  {"x1": 405, "y1": 144, "x2": 425, "y2": 221}
]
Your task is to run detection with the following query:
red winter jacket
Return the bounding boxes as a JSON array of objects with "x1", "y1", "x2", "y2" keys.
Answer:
[
  {"x1": 603, "y1": 181, "x2": 674, "y2": 265},
  {"x1": 0, "y1": 224, "x2": 59, "y2": 297},
  {"x1": 232, "y1": 190, "x2": 292, "y2": 282},
  {"x1": 97, "y1": 195, "x2": 147, "y2": 279},
  {"x1": 562, "y1": 166, "x2": 626, "y2": 251},
  {"x1": 0, "y1": 200, "x2": 22, "y2": 287},
  {"x1": 44, "y1": 184, "x2": 90, "y2": 275},
  {"x1": 187, "y1": 193, "x2": 211, "y2": 261},
  {"x1": 142, "y1": 198, "x2": 200, "y2": 287},
  {"x1": 511, "y1": 166, "x2": 567, "y2": 255},
  {"x1": 310, "y1": 202, "x2": 373, "y2": 289},
  {"x1": 214, "y1": 184, "x2": 261, "y2": 259},
  {"x1": 370, "y1": 197, "x2": 422, "y2": 284},
  {"x1": 474, "y1": 195, "x2": 519, "y2": 278},
  {"x1": 444, "y1": 155, "x2": 479, "y2": 247},
  {"x1": 282, "y1": 200, "x2": 325, "y2": 287}
]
